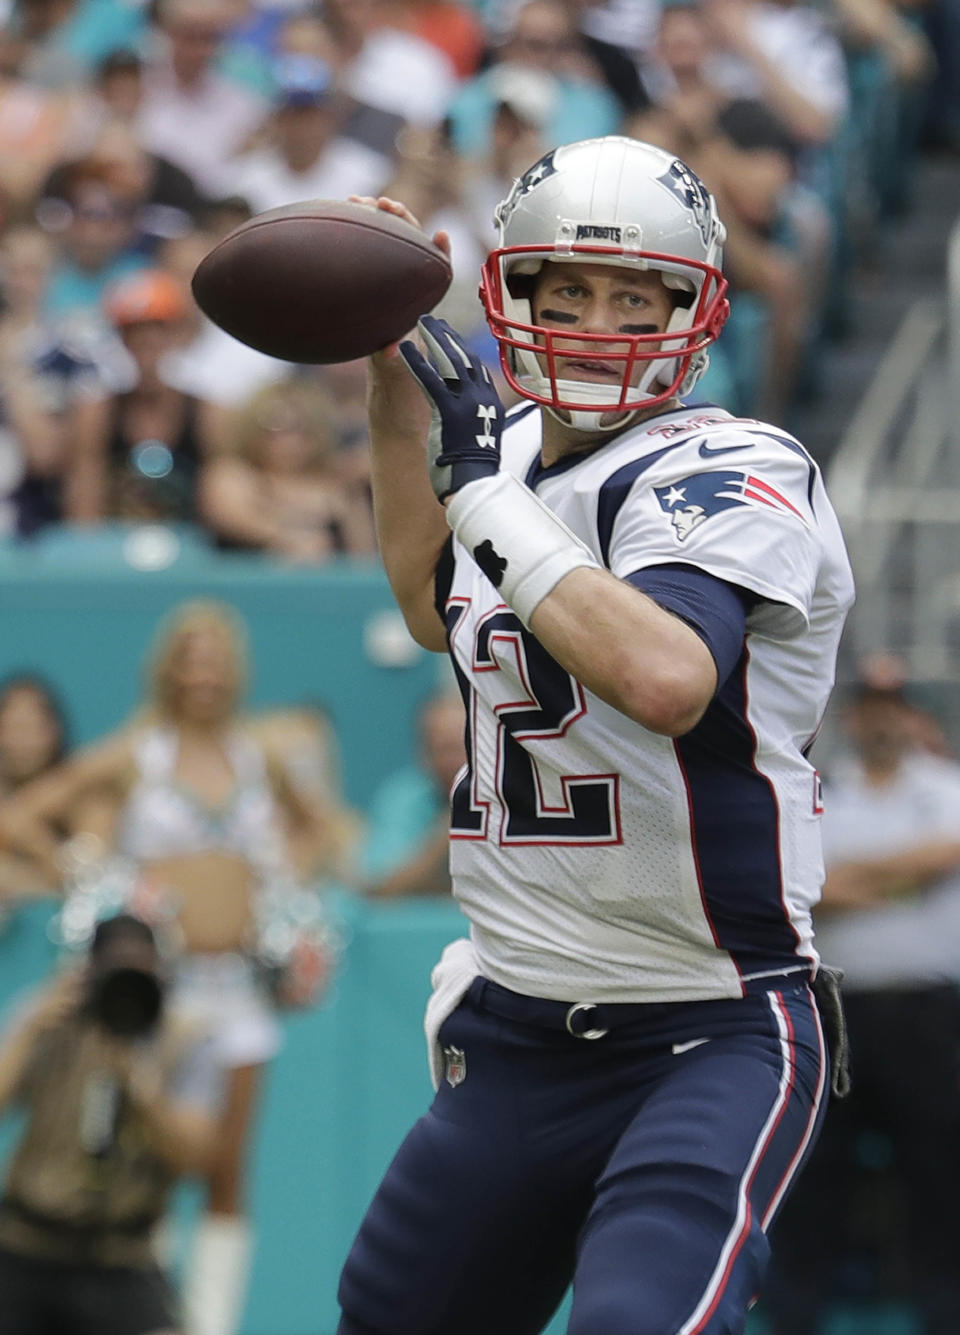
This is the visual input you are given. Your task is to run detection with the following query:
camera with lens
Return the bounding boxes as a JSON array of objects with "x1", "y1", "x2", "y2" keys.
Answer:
[{"x1": 83, "y1": 914, "x2": 166, "y2": 1039}]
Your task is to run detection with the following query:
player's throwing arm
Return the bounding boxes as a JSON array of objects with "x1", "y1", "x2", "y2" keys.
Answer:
[{"x1": 400, "y1": 315, "x2": 719, "y2": 735}]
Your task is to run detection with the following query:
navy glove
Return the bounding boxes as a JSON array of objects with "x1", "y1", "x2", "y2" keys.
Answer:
[{"x1": 399, "y1": 315, "x2": 503, "y2": 501}]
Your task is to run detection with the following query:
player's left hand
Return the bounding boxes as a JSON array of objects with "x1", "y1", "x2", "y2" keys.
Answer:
[{"x1": 399, "y1": 315, "x2": 503, "y2": 501}]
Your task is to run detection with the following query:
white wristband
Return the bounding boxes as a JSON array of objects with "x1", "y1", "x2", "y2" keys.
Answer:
[{"x1": 445, "y1": 472, "x2": 601, "y2": 626}]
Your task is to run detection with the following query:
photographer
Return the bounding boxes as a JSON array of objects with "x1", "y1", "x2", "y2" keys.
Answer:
[{"x1": 0, "y1": 914, "x2": 224, "y2": 1335}]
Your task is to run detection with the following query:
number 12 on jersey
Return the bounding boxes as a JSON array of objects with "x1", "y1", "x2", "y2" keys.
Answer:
[{"x1": 445, "y1": 602, "x2": 622, "y2": 845}]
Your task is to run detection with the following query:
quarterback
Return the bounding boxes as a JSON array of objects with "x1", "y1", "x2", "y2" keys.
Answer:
[{"x1": 338, "y1": 137, "x2": 855, "y2": 1335}]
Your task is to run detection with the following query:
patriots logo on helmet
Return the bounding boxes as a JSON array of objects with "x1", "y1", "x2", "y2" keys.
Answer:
[
  {"x1": 655, "y1": 470, "x2": 805, "y2": 542},
  {"x1": 656, "y1": 161, "x2": 717, "y2": 247},
  {"x1": 495, "y1": 149, "x2": 559, "y2": 226}
]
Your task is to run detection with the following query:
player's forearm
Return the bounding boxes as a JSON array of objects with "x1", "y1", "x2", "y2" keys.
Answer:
[
  {"x1": 368, "y1": 356, "x2": 450, "y2": 650},
  {"x1": 821, "y1": 840, "x2": 960, "y2": 909},
  {"x1": 859, "y1": 841, "x2": 960, "y2": 894},
  {"x1": 530, "y1": 566, "x2": 717, "y2": 736}
]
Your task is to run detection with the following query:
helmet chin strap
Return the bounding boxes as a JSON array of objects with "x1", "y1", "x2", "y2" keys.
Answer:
[
  {"x1": 518, "y1": 371, "x2": 676, "y2": 433},
  {"x1": 541, "y1": 391, "x2": 651, "y2": 435}
]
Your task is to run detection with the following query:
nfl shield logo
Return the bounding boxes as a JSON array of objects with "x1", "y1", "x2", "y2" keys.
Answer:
[{"x1": 443, "y1": 1045, "x2": 467, "y2": 1088}]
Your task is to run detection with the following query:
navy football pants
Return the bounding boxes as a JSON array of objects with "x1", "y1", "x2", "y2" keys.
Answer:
[{"x1": 337, "y1": 977, "x2": 828, "y2": 1335}]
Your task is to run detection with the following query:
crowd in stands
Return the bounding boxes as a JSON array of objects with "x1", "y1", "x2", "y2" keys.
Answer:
[{"x1": 0, "y1": 0, "x2": 956, "y2": 553}]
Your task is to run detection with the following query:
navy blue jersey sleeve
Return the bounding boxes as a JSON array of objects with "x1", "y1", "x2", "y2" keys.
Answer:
[{"x1": 626, "y1": 563, "x2": 755, "y2": 689}]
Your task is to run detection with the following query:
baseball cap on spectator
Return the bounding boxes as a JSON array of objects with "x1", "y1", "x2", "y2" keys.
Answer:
[
  {"x1": 273, "y1": 54, "x2": 333, "y2": 108},
  {"x1": 105, "y1": 270, "x2": 189, "y2": 327},
  {"x1": 488, "y1": 63, "x2": 558, "y2": 129}
]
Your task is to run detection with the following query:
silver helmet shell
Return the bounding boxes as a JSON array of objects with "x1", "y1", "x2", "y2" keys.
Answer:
[{"x1": 480, "y1": 136, "x2": 729, "y2": 431}]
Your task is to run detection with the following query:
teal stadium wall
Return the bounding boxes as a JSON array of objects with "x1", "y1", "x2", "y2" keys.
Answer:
[
  {"x1": 0, "y1": 533, "x2": 501, "y2": 1334},
  {"x1": 0, "y1": 530, "x2": 440, "y2": 808}
]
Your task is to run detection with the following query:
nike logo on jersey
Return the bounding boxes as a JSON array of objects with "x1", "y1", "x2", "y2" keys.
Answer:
[
  {"x1": 672, "y1": 1038, "x2": 711, "y2": 1055},
  {"x1": 698, "y1": 441, "x2": 753, "y2": 457},
  {"x1": 654, "y1": 470, "x2": 806, "y2": 541}
]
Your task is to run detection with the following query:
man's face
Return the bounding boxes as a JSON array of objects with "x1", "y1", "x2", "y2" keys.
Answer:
[
  {"x1": 421, "y1": 700, "x2": 467, "y2": 794},
  {"x1": 65, "y1": 192, "x2": 135, "y2": 271},
  {"x1": 168, "y1": 15, "x2": 228, "y2": 81},
  {"x1": 530, "y1": 260, "x2": 677, "y2": 390},
  {"x1": 508, "y1": 1, "x2": 577, "y2": 70},
  {"x1": 848, "y1": 696, "x2": 914, "y2": 769},
  {"x1": 658, "y1": 6, "x2": 710, "y2": 77},
  {"x1": 275, "y1": 102, "x2": 333, "y2": 160}
]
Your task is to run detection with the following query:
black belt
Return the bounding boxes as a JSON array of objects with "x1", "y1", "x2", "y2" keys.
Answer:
[
  {"x1": 470, "y1": 977, "x2": 664, "y2": 1039},
  {"x1": 468, "y1": 972, "x2": 812, "y2": 1040}
]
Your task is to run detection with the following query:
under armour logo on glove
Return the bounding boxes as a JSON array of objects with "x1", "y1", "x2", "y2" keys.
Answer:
[
  {"x1": 400, "y1": 315, "x2": 504, "y2": 500},
  {"x1": 475, "y1": 405, "x2": 498, "y2": 449}
]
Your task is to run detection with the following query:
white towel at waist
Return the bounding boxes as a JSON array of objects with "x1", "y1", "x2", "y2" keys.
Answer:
[{"x1": 424, "y1": 937, "x2": 480, "y2": 1090}]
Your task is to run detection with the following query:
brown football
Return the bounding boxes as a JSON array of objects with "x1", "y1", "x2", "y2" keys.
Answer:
[{"x1": 191, "y1": 200, "x2": 454, "y2": 364}]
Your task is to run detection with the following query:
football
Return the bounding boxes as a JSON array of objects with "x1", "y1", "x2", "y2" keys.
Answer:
[{"x1": 191, "y1": 200, "x2": 454, "y2": 364}]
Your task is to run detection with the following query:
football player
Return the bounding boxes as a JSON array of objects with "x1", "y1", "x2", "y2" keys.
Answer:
[{"x1": 338, "y1": 136, "x2": 855, "y2": 1335}]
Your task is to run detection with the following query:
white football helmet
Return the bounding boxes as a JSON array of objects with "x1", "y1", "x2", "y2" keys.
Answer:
[{"x1": 480, "y1": 136, "x2": 730, "y2": 431}]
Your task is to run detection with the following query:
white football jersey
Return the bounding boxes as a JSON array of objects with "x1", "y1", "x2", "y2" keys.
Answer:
[{"x1": 439, "y1": 402, "x2": 855, "y2": 1003}]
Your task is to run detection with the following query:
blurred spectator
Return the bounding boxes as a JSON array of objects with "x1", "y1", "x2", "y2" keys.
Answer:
[
  {"x1": 309, "y1": 357, "x2": 378, "y2": 508},
  {"x1": 1, "y1": 222, "x2": 108, "y2": 533},
  {"x1": 627, "y1": 18, "x2": 829, "y2": 422},
  {"x1": 247, "y1": 703, "x2": 362, "y2": 883},
  {"x1": 698, "y1": 0, "x2": 851, "y2": 150},
  {"x1": 38, "y1": 170, "x2": 149, "y2": 376},
  {"x1": 712, "y1": 100, "x2": 832, "y2": 417},
  {"x1": 92, "y1": 46, "x2": 145, "y2": 123},
  {"x1": 0, "y1": 675, "x2": 70, "y2": 903},
  {"x1": 226, "y1": 54, "x2": 391, "y2": 214},
  {"x1": 315, "y1": 356, "x2": 371, "y2": 453},
  {"x1": 12, "y1": 0, "x2": 147, "y2": 90},
  {"x1": 197, "y1": 194, "x2": 253, "y2": 240},
  {"x1": 359, "y1": 691, "x2": 465, "y2": 899},
  {"x1": 157, "y1": 225, "x2": 290, "y2": 410},
  {"x1": 765, "y1": 677, "x2": 960, "y2": 1335},
  {"x1": 275, "y1": 9, "x2": 343, "y2": 70},
  {"x1": 571, "y1": 0, "x2": 654, "y2": 115},
  {"x1": 0, "y1": 20, "x2": 77, "y2": 219},
  {"x1": 410, "y1": 0, "x2": 486, "y2": 77},
  {"x1": 459, "y1": 65, "x2": 559, "y2": 236},
  {"x1": 135, "y1": 0, "x2": 269, "y2": 198},
  {"x1": 198, "y1": 376, "x2": 376, "y2": 560},
  {"x1": 0, "y1": 914, "x2": 223, "y2": 1335},
  {"x1": 67, "y1": 267, "x2": 225, "y2": 523},
  {"x1": 374, "y1": 124, "x2": 491, "y2": 340},
  {"x1": 833, "y1": 0, "x2": 933, "y2": 87},
  {"x1": 921, "y1": 0, "x2": 960, "y2": 150},
  {"x1": 856, "y1": 651, "x2": 954, "y2": 757},
  {"x1": 42, "y1": 118, "x2": 207, "y2": 254},
  {"x1": 324, "y1": 0, "x2": 459, "y2": 130},
  {"x1": 446, "y1": 0, "x2": 622, "y2": 159},
  {"x1": 0, "y1": 675, "x2": 68, "y2": 797},
  {"x1": 0, "y1": 599, "x2": 341, "y2": 1335}
]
